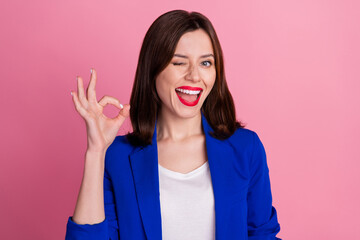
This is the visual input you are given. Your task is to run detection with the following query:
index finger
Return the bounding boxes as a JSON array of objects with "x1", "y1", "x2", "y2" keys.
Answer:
[{"x1": 86, "y1": 68, "x2": 98, "y2": 102}]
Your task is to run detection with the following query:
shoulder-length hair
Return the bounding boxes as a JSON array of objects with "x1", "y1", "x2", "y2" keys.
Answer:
[{"x1": 127, "y1": 9, "x2": 244, "y2": 146}]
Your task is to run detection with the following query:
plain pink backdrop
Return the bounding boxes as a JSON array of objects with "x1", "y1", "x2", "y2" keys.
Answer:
[{"x1": 1, "y1": 0, "x2": 359, "y2": 239}]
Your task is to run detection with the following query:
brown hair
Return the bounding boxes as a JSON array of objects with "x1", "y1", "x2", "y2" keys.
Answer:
[{"x1": 127, "y1": 9, "x2": 244, "y2": 146}]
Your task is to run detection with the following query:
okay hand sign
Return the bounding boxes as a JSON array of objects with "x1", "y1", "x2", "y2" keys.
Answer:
[{"x1": 70, "y1": 68, "x2": 130, "y2": 153}]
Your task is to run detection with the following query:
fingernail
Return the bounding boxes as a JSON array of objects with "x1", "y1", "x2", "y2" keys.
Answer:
[
  {"x1": 70, "y1": 91, "x2": 73, "y2": 96},
  {"x1": 90, "y1": 68, "x2": 93, "y2": 74},
  {"x1": 120, "y1": 103, "x2": 123, "y2": 109}
]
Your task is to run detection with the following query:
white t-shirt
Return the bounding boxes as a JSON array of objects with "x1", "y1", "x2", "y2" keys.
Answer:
[{"x1": 158, "y1": 160, "x2": 216, "y2": 240}]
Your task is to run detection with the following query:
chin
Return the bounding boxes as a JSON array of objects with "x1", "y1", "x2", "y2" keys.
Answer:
[{"x1": 175, "y1": 105, "x2": 203, "y2": 119}]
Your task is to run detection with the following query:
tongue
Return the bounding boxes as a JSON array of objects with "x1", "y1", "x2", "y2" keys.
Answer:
[{"x1": 177, "y1": 91, "x2": 197, "y2": 102}]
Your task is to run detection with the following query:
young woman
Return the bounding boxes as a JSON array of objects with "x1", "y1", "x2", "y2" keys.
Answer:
[{"x1": 66, "y1": 10, "x2": 281, "y2": 240}]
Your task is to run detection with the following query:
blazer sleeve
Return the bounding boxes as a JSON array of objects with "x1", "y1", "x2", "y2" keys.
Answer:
[
  {"x1": 247, "y1": 132, "x2": 281, "y2": 240},
  {"x1": 65, "y1": 168, "x2": 119, "y2": 240}
]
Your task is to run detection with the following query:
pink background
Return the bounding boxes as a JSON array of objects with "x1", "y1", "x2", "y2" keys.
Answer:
[{"x1": 1, "y1": 0, "x2": 359, "y2": 239}]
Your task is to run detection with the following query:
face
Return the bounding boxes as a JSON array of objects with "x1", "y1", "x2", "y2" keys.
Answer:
[{"x1": 155, "y1": 29, "x2": 216, "y2": 119}]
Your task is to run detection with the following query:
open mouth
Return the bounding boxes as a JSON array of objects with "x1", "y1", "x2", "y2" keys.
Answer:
[{"x1": 175, "y1": 87, "x2": 203, "y2": 107}]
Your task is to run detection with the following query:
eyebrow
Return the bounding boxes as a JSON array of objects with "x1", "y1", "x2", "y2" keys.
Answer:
[{"x1": 173, "y1": 53, "x2": 214, "y2": 59}]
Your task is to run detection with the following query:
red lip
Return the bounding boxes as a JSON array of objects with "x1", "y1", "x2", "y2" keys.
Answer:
[
  {"x1": 175, "y1": 86, "x2": 203, "y2": 107},
  {"x1": 176, "y1": 86, "x2": 203, "y2": 91}
]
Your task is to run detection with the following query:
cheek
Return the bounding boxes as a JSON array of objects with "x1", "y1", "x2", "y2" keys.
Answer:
[
  {"x1": 155, "y1": 75, "x2": 173, "y2": 103},
  {"x1": 203, "y1": 76, "x2": 216, "y2": 99},
  {"x1": 155, "y1": 74, "x2": 166, "y2": 93},
  {"x1": 206, "y1": 72, "x2": 216, "y2": 90},
  {"x1": 204, "y1": 67, "x2": 216, "y2": 82}
]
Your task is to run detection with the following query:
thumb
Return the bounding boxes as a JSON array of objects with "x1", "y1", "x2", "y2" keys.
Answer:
[{"x1": 116, "y1": 104, "x2": 130, "y2": 121}]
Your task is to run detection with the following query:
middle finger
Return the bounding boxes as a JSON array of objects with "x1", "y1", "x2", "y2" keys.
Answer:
[{"x1": 77, "y1": 76, "x2": 88, "y2": 107}]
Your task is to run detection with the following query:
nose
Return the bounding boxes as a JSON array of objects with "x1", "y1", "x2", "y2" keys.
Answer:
[{"x1": 185, "y1": 64, "x2": 201, "y2": 82}]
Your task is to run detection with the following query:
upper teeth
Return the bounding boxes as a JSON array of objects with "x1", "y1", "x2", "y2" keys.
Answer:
[{"x1": 176, "y1": 88, "x2": 201, "y2": 95}]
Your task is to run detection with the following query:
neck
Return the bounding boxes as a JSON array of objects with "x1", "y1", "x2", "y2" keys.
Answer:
[{"x1": 156, "y1": 109, "x2": 203, "y2": 142}]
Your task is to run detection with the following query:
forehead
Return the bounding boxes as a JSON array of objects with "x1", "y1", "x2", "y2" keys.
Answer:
[{"x1": 174, "y1": 29, "x2": 214, "y2": 56}]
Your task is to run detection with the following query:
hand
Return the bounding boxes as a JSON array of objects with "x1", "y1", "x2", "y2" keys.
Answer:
[{"x1": 70, "y1": 68, "x2": 130, "y2": 152}]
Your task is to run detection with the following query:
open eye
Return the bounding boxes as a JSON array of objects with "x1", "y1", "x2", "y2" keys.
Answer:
[{"x1": 202, "y1": 61, "x2": 212, "y2": 67}]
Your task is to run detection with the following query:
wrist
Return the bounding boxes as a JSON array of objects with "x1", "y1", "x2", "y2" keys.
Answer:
[
  {"x1": 85, "y1": 149, "x2": 106, "y2": 162},
  {"x1": 86, "y1": 147, "x2": 107, "y2": 155}
]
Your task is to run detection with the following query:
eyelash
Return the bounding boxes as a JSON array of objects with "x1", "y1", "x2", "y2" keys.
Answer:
[
  {"x1": 172, "y1": 61, "x2": 213, "y2": 66},
  {"x1": 202, "y1": 61, "x2": 212, "y2": 67}
]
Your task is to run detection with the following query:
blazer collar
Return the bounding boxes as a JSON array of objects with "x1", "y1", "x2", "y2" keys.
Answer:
[{"x1": 129, "y1": 111, "x2": 239, "y2": 240}]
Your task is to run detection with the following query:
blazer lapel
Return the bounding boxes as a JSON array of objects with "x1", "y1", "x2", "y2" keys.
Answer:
[
  {"x1": 201, "y1": 113, "x2": 248, "y2": 239},
  {"x1": 129, "y1": 121, "x2": 162, "y2": 240},
  {"x1": 129, "y1": 112, "x2": 244, "y2": 240}
]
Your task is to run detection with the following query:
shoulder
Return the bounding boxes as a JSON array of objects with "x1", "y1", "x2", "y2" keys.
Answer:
[
  {"x1": 227, "y1": 127, "x2": 262, "y2": 151},
  {"x1": 224, "y1": 127, "x2": 266, "y2": 166},
  {"x1": 104, "y1": 134, "x2": 136, "y2": 169},
  {"x1": 226, "y1": 127, "x2": 269, "y2": 177},
  {"x1": 106, "y1": 135, "x2": 134, "y2": 154}
]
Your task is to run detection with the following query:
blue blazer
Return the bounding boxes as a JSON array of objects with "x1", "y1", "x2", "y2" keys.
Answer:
[{"x1": 66, "y1": 112, "x2": 281, "y2": 240}]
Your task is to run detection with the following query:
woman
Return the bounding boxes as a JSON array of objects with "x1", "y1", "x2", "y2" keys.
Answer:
[{"x1": 66, "y1": 10, "x2": 281, "y2": 240}]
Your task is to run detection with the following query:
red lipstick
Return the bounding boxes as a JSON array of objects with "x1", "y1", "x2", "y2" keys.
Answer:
[
  {"x1": 176, "y1": 86, "x2": 203, "y2": 91},
  {"x1": 175, "y1": 86, "x2": 203, "y2": 107}
]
